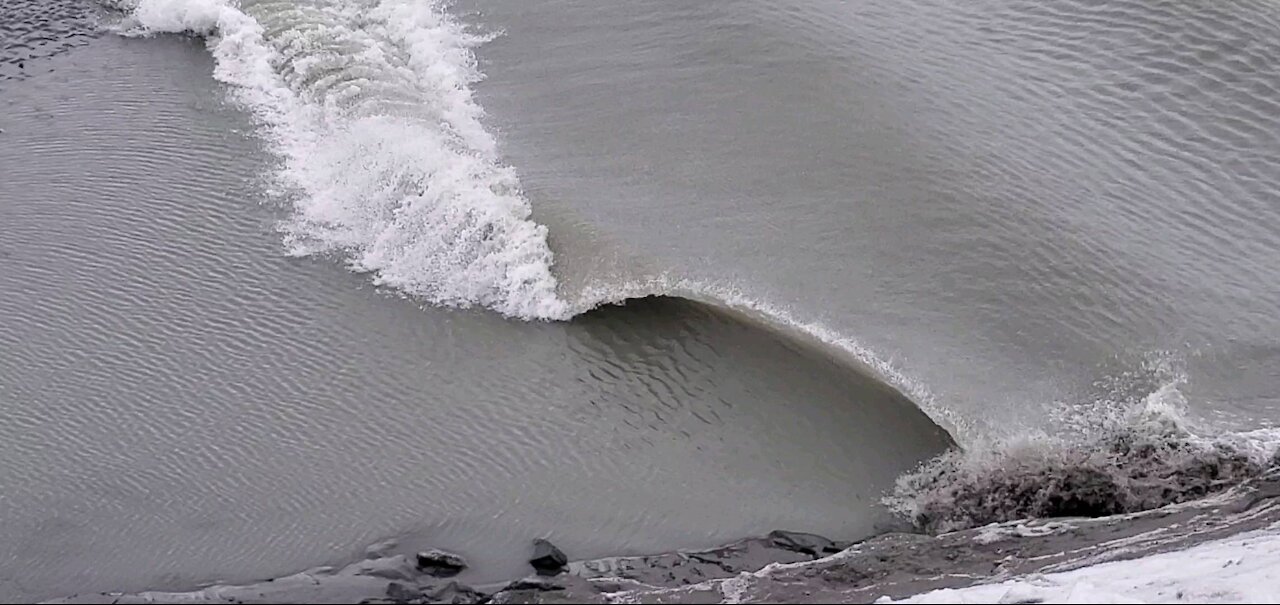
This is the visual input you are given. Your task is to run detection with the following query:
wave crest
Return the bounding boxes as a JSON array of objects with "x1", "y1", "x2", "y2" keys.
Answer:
[{"x1": 120, "y1": 0, "x2": 569, "y2": 319}]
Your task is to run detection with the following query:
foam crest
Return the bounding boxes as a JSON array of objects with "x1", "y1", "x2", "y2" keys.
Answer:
[
  {"x1": 121, "y1": 0, "x2": 569, "y2": 319},
  {"x1": 564, "y1": 274, "x2": 969, "y2": 440}
]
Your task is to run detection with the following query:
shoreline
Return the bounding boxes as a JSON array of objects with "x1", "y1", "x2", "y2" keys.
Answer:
[{"x1": 46, "y1": 470, "x2": 1280, "y2": 604}]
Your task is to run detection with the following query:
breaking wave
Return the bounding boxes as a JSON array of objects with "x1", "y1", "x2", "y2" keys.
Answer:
[
  {"x1": 118, "y1": 0, "x2": 569, "y2": 319},
  {"x1": 113, "y1": 0, "x2": 1280, "y2": 535},
  {"x1": 886, "y1": 370, "x2": 1280, "y2": 533},
  {"x1": 110, "y1": 0, "x2": 968, "y2": 444}
]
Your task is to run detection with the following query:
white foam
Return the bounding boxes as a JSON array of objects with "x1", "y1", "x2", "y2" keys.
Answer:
[{"x1": 121, "y1": 0, "x2": 569, "y2": 319}]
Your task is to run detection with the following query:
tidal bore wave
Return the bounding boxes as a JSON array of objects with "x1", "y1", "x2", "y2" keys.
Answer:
[
  {"x1": 113, "y1": 0, "x2": 1280, "y2": 535},
  {"x1": 111, "y1": 0, "x2": 955, "y2": 433}
]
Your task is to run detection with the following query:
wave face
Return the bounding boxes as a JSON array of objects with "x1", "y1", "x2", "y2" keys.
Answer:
[{"x1": 120, "y1": 0, "x2": 568, "y2": 319}]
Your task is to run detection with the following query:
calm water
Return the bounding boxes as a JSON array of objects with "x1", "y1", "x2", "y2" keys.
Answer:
[{"x1": 2, "y1": 0, "x2": 1280, "y2": 601}]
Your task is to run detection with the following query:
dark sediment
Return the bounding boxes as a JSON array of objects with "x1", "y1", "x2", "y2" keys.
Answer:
[
  {"x1": 889, "y1": 414, "x2": 1280, "y2": 533},
  {"x1": 44, "y1": 470, "x2": 1280, "y2": 604}
]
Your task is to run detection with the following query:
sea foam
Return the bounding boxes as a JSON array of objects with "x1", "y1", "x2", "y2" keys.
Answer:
[{"x1": 121, "y1": 0, "x2": 569, "y2": 320}]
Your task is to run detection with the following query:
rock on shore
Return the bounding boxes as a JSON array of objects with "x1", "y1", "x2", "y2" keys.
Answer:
[{"x1": 45, "y1": 471, "x2": 1280, "y2": 604}]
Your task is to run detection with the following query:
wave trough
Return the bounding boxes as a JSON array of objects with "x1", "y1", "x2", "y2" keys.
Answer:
[{"x1": 121, "y1": 0, "x2": 569, "y2": 319}]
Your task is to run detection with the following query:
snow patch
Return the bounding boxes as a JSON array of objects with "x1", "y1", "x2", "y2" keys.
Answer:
[{"x1": 879, "y1": 525, "x2": 1280, "y2": 604}]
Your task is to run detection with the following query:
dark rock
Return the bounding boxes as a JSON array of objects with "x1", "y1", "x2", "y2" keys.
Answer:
[
  {"x1": 503, "y1": 576, "x2": 567, "y2": 592},
  {"x1": 416, "y1": 549, "x2": 468, "y2": 577},
  {"x1": 42, "y1": 474, "x2": 1280, "y2": 605},
  {"x1": 571, "y1": 535, "x2": 813, "y2": 588},
  {"x1": 587, "y1": 580, "x2": 625, "y2": 593},
  {"x1": 490, "y1": 574, "x2": 604, "y2": 604},
  {"x1": 386, "y1": 582, "x2": 426, "y2": 604},
  {"x1": 529, "y1": 539, "x2": 567, "y2": 576},
  {"x1": 768, "y1": 530, "x2": 840, "y2": 556},
  {"x1": 427, "y1": 581, "x2": 486, "y2": 604}
]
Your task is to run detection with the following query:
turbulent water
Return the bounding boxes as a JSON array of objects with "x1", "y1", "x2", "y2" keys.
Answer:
[{"x1": 3, "y1": 0, "x2": 1280, "y2": 601}]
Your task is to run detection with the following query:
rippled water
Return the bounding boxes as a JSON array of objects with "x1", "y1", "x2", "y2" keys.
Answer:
[
  {"x1": 467, "y1": 0, "x2": 1280, "y2": 434},
  {"x1": 0, "y1": 0, "x2": 99, "y2": 83},
  {"x1": 3, "y1": 0, "x2": 1280, "y2": 601},
  {"x1": 0, "y1": 9, "x2": 947, "y2": 600}
]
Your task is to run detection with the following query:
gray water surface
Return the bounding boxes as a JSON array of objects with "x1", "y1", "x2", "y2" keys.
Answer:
[
  {"x1": 469, "y1": 0, "x2": 1280, "y2": 434},
  {"x1": 4, "y1": 0, "x2": 1280, "y2": 601},
  {"x1": 0, "y1": 17, "x2": 947, "y2": 602}
]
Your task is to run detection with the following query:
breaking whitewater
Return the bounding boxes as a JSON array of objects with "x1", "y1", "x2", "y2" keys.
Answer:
[{"x1": 58, "y1": 0, "x2": 1280, "y2": 602}]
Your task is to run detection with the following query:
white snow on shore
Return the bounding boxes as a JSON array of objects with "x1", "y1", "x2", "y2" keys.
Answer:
[{"x1": 878, "y1": 525, "x2": 1280, "y2": 604}]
